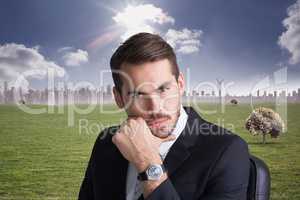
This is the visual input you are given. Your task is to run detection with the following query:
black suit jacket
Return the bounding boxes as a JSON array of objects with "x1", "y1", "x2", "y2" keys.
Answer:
[{"x1": 78, "y1": 107, "x2": 250, "y2": 200}]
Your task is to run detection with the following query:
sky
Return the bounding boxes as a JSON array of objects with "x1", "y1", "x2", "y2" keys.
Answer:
[{"x1": 0, "y1": 0, "x2": 299, "y2": 95}]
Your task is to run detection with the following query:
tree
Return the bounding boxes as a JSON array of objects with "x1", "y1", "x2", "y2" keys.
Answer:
[
  {"x1": 230, "y1": 99, "x2": 238, "y2": 105},
  {"x1": 245, "y1": 107, "x2": 284, "y2": 144}
]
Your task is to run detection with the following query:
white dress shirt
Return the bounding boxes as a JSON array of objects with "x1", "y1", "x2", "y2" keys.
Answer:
[{"x1": 126, "y1": 105, "x2": 188, "y2": 200}]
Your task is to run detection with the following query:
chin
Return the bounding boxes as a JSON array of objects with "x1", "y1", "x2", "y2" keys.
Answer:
[{"x1": 150, "y1": 126, "x2": 173, "y2": 138}]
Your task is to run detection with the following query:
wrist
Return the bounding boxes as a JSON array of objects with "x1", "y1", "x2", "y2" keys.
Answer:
[
  {"x1": 142, "y1": 173, "x2": 168, "y2": 198},
  {"x1": 135, "y1": 156, "x2": 162, "y2": 173}
]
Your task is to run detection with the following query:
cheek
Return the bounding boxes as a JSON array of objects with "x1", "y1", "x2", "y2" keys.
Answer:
[
  {"x1": 122, "y1": 94, "x2": 145, "y2": 114},
  {"x1": 120, "y1": 96, "x2": 137, "y2": 115},
  {"x1": 126, "y1": 101, "x2": 148, "y2": 117},
  {"x1": 161, "y1": 93, "x2": 181, "y2": 113}
]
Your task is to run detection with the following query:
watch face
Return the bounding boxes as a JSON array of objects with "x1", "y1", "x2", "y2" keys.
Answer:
[{"x1": 146, "y1": 164, "x2": 163, "y2": 180}]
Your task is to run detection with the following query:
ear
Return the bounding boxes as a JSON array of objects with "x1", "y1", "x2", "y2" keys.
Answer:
[
  {"x1": 177, "y1": 72, "x2": 185, "y2": 96},
  {"x1": 113, "y1": 86, "x2": 125, "y2": 108}
]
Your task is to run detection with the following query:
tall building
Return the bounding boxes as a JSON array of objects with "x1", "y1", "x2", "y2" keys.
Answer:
[
  {"x1": 192, "y1": 90, "x2": 198, "y2": 96},
  {"x1": 8, "y1": 86, "x2": 15, "y2": 103},
  {"x1": 106, "y1": 84, "x2": 112, "y2": 96},
  {"x1": 280, "y1": 90, "x2": 286, "y2": 97},
  {"x1": 4, "y1": 81, "x2": 8, "y2": 103},
  {"x1": 0, "y1": 86, "x2": 3, "y2": 104},
  {"x1": 212, "y1": 90, "x2": 215, "y2": 96},
  {"x1": 263, "y1": 91, "x2": 267, "y2": 97}
]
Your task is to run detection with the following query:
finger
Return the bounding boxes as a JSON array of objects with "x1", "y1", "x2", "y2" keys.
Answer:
[
  {"x1": 111, "y1": 134, "x2": 118, "y2": 144},
  {"x1": 113, "y1": 129, "x2": 121, "y2": 136},
  {"x1": 112, "y1": 131, "x2": 126, "y2": 144},
  {"x1": 119, "y1": 124, "x2": 136, "y2": 139},
  {"x1": 127, "y1": 116, "x2": 139, "y2": 120},
  {"x1": 128, "y1": 116, "x2": 146, "y2": 125}
]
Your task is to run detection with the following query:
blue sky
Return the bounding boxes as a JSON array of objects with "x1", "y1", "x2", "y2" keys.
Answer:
[{"x1": 0, "y1": 0, "x2": 299, "y2": 95}]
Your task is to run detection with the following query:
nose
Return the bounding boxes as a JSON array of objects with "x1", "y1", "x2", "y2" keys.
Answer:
[{"x1": 146, "y1": 93, "x2": 161, "y2": 113}]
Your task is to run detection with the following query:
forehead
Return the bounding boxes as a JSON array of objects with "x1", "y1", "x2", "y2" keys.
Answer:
[{"x1": 120, "y1": 59, "x2": 175, "y2": 91}]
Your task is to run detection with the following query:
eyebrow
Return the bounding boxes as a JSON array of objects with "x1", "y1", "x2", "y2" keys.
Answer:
[{"x1": 127, "y1": 80, "x2": 173, "y2": 96}]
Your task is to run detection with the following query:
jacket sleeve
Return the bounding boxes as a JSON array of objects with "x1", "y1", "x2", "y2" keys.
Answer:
[
  {"x1": 78, "y1": 157, "x2": 94, "y2": 200},
  {"x1": 199, "y1": 136, "x2": 250, "y2": 200},
  {"x1": 78, "y1": 131, "x2": 107, "y2": 200},
  {"x1": 146, "y1": 136, "x2": 250, "y2": 200},
  {"x1": 145, "y1": 178, "x2": 181, "y2": 200}
]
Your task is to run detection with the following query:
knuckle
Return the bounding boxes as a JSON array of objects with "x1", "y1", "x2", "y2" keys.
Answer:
[
  {"x1": 112, "y1": 132, "x2": 121, "y2": 141},
  {"x1": 127, "y1": 118, "x2": 134, "y2": 125},
  {"x1": 112, "y1": 135, "x2": 117, "y2": 143},
  {"x1": 136, "y1": 117, "x2": 144, "y2": 122}
]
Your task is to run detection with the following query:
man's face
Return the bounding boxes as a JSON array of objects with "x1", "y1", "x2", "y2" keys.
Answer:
[{"x1": 113, "y1": 59, "x2": 185, "y2": 138}]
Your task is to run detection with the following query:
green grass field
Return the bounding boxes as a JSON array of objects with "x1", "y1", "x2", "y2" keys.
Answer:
[{"x1": 0, "y1": 103, "x2": 299, "y2": 199}]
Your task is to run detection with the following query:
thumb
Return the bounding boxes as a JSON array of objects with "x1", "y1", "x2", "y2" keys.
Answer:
[{"x1": 161, "y1": 134, "x2": 176, "y2": 142}]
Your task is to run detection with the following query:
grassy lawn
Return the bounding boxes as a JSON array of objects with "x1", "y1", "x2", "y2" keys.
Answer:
[{"x1": 0, "y1": 103, "x2": 299, "y2": 199}]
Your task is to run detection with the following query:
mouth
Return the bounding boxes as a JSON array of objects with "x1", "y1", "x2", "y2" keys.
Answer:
[{"x1": 147, "y1": 117, "x2": 169, "y2": 128}]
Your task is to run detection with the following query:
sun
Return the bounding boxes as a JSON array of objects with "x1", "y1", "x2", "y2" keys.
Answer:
[
  {"x1": 87, "y1": 3, "x2": 174, "y2": 49},
  {"x1": 113, "y1": 4, "x2": 174, "y2": 41}
]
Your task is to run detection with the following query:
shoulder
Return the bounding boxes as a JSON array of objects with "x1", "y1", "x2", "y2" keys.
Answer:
[
  {"x1": 95, "y1": 125, "x2": 120, "y2": 145},
  {"x1": 199, "y1": 119, "x2": 247, "y2": 149},
  {"x1": 90, "y1": 125, "x2": 120, "y2": 158},
  {"x1": 189, "y1": 116, "x2": 250, "y2": 180},
  {"x1": 194, "y1": 117, "x2": 249, "y2": 156},
  {"x1": 184, "y1": 107, "x2": 247, "y2": 152},
  {"x1": 184, "y1": 107, "x2": 249, "y2": 160}
]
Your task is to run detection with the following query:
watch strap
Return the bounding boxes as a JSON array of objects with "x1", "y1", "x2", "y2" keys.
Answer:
[{"x1": 137, "y1": 164, "x2": 166, "y2": 181}]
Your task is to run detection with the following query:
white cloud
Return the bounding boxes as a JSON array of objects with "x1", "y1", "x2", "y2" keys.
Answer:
[
  {"x1": 112, "y1": 4, "x2": 204, "y2": 55},
  {"x1": 62, "y1": 49, "x2": 89, "y2": 67},
  {"x1": 113, "y1": 4, "x2": 175, "y2": 41},
  {"x1": 57, "y1": 46, "x2": 73, "y2": 53},
  {"x1": 164, "y1": 28, "x2": 203, "y2": 54},
  {"x1": 0, "y1": 43, "x2": 65, "y2": 89},
  {"x1": 278, "y1": 0, "x2": 300, "y2": 65}
]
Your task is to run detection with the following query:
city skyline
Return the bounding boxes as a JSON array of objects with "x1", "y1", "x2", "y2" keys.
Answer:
[{"x1": 1, "y1": 80, "x2": 300, "y2": 105}]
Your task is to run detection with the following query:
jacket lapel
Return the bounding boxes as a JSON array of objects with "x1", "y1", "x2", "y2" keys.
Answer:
[
  {"x1": 163, "y1": 136, "x2": 190, "y2": 176},
  {"x1": 163, "y1": 106, "x2": 201, "y2": 176}
]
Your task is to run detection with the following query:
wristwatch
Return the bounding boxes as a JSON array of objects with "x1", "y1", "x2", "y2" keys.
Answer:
[{"x1": 138, "y1": 164, "x2": 166, "y2": 181}]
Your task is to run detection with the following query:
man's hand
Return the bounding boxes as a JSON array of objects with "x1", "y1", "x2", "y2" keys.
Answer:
[
  {"x1": 112, "y1": 117, "x2": 175, "y2": 197},
  {"x1": 112, "y1": 117, "x2": 175, "y2": 172}
]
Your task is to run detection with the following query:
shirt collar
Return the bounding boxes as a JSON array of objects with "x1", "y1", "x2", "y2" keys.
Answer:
[{"x1": 159, "y1": 105, "x2": 188, "y2": 159}]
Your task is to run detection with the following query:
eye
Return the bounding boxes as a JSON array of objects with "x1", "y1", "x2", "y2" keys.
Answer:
[
  {"x1": 131, "y1": 92, "x2": 144, "y2": 98},
  {"x1": 159, "y1": 86, "x2": 170, "y2": 93},
  {"x1": 131, "y1": 93, "x2": 139, "y2": 98}
]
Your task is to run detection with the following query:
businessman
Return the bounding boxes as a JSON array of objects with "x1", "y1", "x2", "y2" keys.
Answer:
[{"x1": 78, "y1": 32, "x2": 250, "y2": 199}]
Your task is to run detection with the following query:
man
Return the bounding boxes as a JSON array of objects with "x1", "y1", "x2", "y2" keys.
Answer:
[{"x1": 78, "y1": 33, "x2": 250, "y2": 200}]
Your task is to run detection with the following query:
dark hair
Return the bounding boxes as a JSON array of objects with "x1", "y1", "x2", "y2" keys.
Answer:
[{"x1": 110, "y1": 32, "x2": 179, "y2": 93}]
